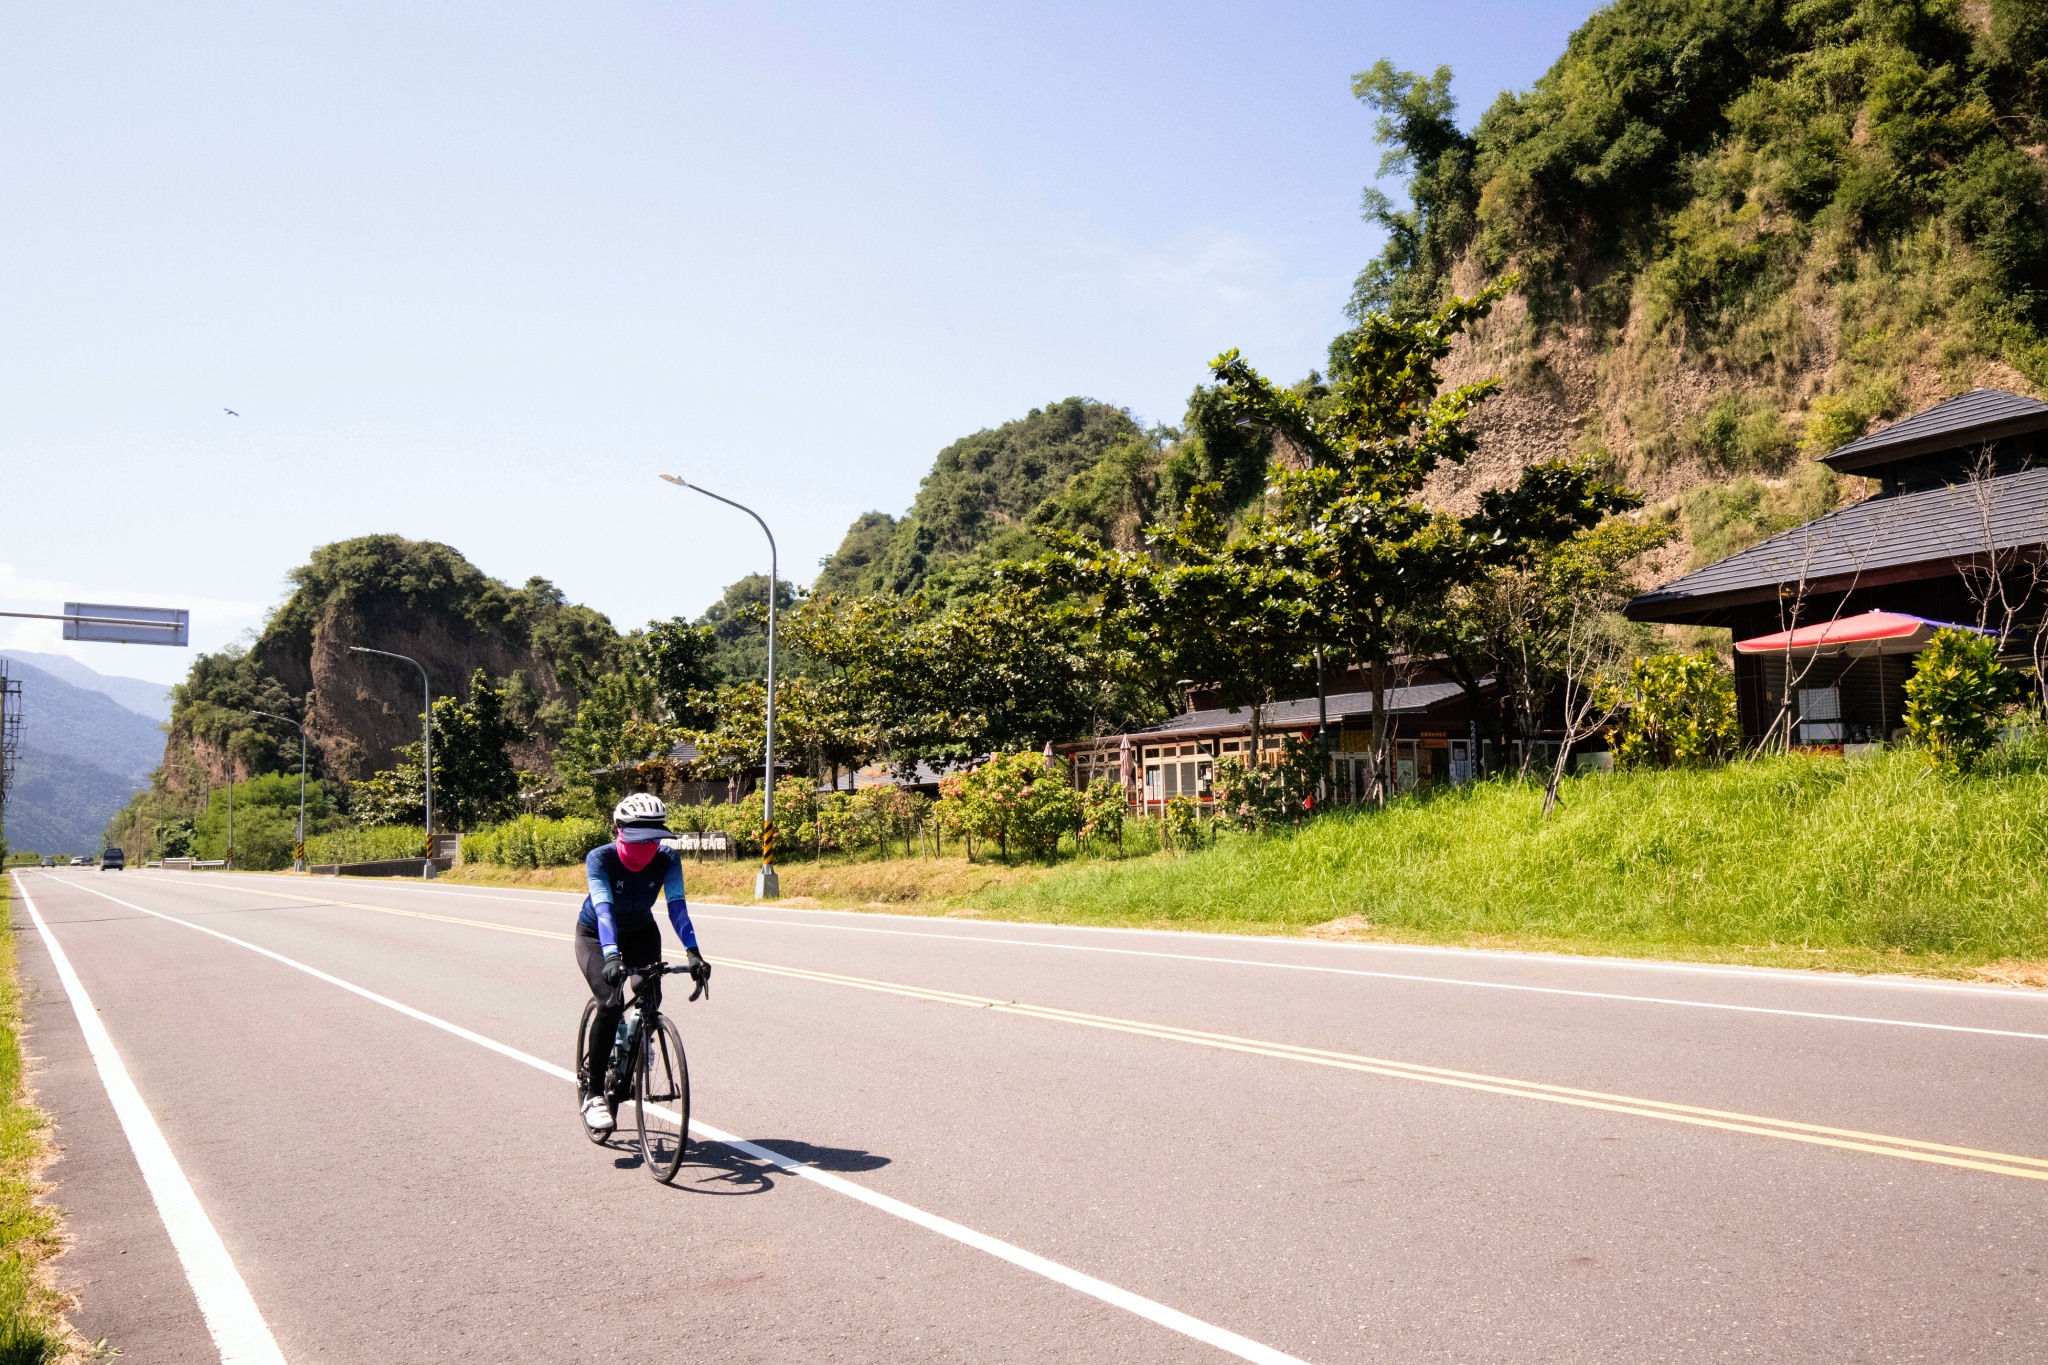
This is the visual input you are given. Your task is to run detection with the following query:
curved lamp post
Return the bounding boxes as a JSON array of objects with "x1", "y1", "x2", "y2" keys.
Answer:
[
  {"x1": 251, "y1": 711, "x2": 308, "y2": 871},
  {"x1": 659, "y1": 474, "x2": 779, "y2": 900},
  {"x1": 348, "y1": 645, "x2": 435, "y2": 879}
]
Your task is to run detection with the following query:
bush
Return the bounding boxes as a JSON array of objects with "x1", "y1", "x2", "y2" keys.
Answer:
[
  {"x1": 935, "y1": 751, "x2": 1081, "y2": 862},
  {"x1": 459, "y1": 815, "x2": 608, "y2": 868},
  {"x1": 306, "y1": 824, "x2": 427, "y2": 867},
  {"x1": 1904, "y1": 629, "x2": 2020, "y2": 773},
  {"x1": 1161, "y1": 794, "x2": 1205, "y2": 853},
  {"x1": 1079, "y1": 777, "x2": 1126, "y2": 853},
  {"x1": 1213, "y1": 737, "x2": 1328, "y2": 830},
  {"x1": 1612, "y1": 650, "x2": 1738, "y2": 769}
]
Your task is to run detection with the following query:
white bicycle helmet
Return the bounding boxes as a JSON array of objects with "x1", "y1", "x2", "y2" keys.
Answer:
[{"x1": 612, "y1": 792, "x2": 672, "y2": 841}]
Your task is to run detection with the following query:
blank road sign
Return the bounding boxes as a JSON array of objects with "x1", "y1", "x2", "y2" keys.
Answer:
[{"x1": 63, "y1": 602, "x2": 190, "y2": 646}]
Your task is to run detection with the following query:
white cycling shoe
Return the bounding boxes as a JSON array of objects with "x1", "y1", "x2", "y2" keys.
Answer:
[{"x1": 581, "y1": 1095, "x2": 615, "y2": 1134}]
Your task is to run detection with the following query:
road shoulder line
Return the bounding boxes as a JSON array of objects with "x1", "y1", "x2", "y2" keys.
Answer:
[{"x1": 13, "y1": 874, "x2": 286, "y2": 1365}]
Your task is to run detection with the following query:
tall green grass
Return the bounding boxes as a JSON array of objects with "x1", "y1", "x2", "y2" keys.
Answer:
[
  {"x1": 1, "y1": 878, "x2": 70, "y2": 1362},
  {"x1": 986, "y1": 748, "x2": 2048, "y2": 960}
]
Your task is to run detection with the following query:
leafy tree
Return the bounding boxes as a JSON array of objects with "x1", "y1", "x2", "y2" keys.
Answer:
[
  {"x1": 555, "y1": 672, "x2": 673, "y2": 810},
  {"x1": 1905, "y1": 628, "x2": 2019, "y2": 773},
  {"x1": 633, "y1": 617, "x2": 719, "y2": 728},
  {"x1": 1208, "y1": 284, "x2": 1512, "y2": 801},
  {"x1": 353, "y1": 671, "x2": 529, "y2": 828},
  {"x1": 1433, "y1": 458, "x2": 1648, "y2": 754},
  {"x1": 428, "y1": 670, "x2": 525, "y2": 828},
  {"x1": 1348, "y1": 61, "x2": 1478, "y2": 322}
]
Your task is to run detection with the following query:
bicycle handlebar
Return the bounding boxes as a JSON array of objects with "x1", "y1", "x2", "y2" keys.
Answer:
[{"x1": 624, "y1": 960, "x2": 710, "y2": 1002}]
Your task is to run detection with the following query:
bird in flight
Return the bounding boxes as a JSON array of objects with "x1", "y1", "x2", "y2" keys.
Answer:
[{"x1": 224, "y1": 408, "x2": 239, "y2": 416}]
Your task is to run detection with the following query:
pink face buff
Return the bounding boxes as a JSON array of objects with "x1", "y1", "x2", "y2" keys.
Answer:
[{"x1": 616, "y1": 837, "x2": 659, "y2": 872}]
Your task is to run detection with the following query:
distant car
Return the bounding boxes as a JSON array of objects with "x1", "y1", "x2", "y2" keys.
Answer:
[
  {"x1": 100, "y1": 848, "x2": 125, "y2": 871},
  {"x1": 40, "y1": 856, "x2": 53, "y2": 868},
  {"x1": 70, "y1": 855, "x2": 90, "y2": 867}
]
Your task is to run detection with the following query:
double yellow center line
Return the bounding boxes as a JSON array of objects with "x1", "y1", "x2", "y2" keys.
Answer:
[{"x1": 177, "y1": 878, "x2": 2048, "y2": 1183}]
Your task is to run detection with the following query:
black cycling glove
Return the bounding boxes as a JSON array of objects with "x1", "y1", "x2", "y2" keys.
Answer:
[
  {"x1": 601, "y1": 955, "x2": 627, "y2": 987},
  {"x1": 686, "y1": 947, "x2": 711, "y2": 985}
]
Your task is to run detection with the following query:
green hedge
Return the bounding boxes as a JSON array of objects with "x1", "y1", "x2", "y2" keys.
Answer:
[
  {"x1": 306, "y1": 825, "x2": 426, "y2": 866},
  {"x1": 461, "y1": 815, "x2": 609, "y2": 869}
]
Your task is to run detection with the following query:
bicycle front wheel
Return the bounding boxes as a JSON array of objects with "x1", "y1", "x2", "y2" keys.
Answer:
[
  {"x1": 633, "y1": 1014, "x2": 690, "y2": 1183},
  {"x1": 574, "y1": 999, "x2": 608, "y2": 1145}
]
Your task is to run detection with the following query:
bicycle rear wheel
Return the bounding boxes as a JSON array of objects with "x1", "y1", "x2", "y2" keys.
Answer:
[
  {"x1": 574, "y1": 999, "x2": 609, "y2": 1144},
  {"x1": 633, "y1": 1014, "x2": 690, "y2": 1183}
]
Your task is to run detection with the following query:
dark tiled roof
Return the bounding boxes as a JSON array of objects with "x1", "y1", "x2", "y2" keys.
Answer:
[
  {"x1": 1628, "y1": 464, "x2": 2048, "y2": 622},
  {"x1": 1821, "y1": 388, "x2": 2048, "y2": 474},
  {"x1": 1128, "y1": 679, "x2": 1473, "y2": 738}
]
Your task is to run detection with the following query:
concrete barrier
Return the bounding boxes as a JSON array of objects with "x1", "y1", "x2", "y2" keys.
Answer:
[{"x1": 312, "y1": 857, "x2": 456, "y2": 878}]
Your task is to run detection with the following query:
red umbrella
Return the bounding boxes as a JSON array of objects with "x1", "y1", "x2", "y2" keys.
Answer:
[{"x1": 1733, "y1": 611, "x2": 1992, "y2": 659}]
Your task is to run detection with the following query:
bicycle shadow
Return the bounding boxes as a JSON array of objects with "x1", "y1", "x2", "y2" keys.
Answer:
[{"x1": 605, "y1": 1135, "x2": 891, "y2": 1196}]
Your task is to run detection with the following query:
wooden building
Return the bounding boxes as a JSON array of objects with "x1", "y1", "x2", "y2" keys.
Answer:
[
  {"x1": 1059, "y1": 673, "x2": 1497, "y2": 813},
  {"x1": 1627, "y1": 388, "x2": 2048, "y2": 742}
]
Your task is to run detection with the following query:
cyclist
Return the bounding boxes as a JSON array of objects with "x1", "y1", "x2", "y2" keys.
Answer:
[{"x1": 577, "y1": 792, "x2": 710, "y2": 1135}]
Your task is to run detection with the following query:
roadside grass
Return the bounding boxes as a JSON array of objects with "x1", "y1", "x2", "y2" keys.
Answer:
[
  {"x1": 0, "y1": 877, "x2": 73, "y2": 1364},
  {"x1": 979, "y1": 747, "x2": 2048, "y2": 980},
  {"x1": 436, "y1": 747, "x2": 2048, "y2": 983}
]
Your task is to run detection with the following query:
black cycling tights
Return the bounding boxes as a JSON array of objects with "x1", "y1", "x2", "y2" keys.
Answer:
[{"x1": 575, "y1": 922, "x2": 661, "y2": 1098}]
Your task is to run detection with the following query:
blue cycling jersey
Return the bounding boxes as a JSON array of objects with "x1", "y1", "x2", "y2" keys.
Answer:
[{"x1": 576, "y1": 842, "x2": 698, "y2": 956}]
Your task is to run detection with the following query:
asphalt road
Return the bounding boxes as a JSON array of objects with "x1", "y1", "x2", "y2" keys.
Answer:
[{"x1": 11, "y1": 866, "x2": 2048, "y2": 1362}]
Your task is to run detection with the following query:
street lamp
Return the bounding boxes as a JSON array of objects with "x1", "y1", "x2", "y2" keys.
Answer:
[
  {"x1": 251, "y1": 711, "x2": 308, "y2": 872},
  {"x1": 348, "y1": 646, "x2": 435, "y2": 880},
  {"x1": 659, "y1": 474, "x2": 780, "y2": 900}
]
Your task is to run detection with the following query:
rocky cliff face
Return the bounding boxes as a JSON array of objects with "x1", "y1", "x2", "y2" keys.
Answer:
[{"x1": 161, "y1": 535, "x2": 617, "y2": 790}]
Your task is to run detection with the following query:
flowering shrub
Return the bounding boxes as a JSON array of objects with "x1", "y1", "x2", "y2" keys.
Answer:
[
  {"x1": 1079, "y1": 777, "x2": 1127, "y2": 852},
  {"x1": 1212, "y1": 737, "x2": 1328, "y2": 830},
  {"x1": 935, "y1": 750, "x2": 1082, "y2": 861}
]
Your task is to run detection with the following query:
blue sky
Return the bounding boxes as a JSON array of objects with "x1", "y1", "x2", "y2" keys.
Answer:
[{"x1": 1, "y1": 0, "x2": 1598, "y2": 684}]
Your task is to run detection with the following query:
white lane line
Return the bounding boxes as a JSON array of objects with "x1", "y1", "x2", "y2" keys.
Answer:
[
  {"x1": 12, "y1": 875, "x2": 286, "y2": 1365},
  {"x1": 201, "y1": 871, "x2": 2048, "y2": 1003},
  {"x1": 164, "y1": 875, "x2": 2048, "y2": 1042},
  {"x1": 47, "y1": 874, "x2": 1309, "y2": 1365}
]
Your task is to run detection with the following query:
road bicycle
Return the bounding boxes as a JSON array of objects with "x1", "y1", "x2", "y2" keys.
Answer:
[{"x1": 574, "y1": 960, "x2": 706, "y2": 1184}]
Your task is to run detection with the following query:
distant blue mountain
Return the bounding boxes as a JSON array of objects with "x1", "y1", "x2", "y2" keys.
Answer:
[
  {"x1": 4, "y1": 746, "x2": 143, "y2": 856},
  {"x1": 1, "y1": 656, "x2": 164, "y2": 856},
  {"x1": 0, "y1": 650, "x2": 172, "y2": 722}
]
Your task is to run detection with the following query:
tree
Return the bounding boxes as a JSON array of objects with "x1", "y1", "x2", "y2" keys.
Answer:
[
  {"x1": 1211, "y1": 283, "x2": 1513, "y2": 803},
  {"x1": 429, "y1": 670, "x2": 525, "y2": 828},
  {"x1": 555, "y1": 672, "x2": 674, "y2": 810},
  {"x1": 1435, "y1": 459, "x2": 1653, "y2": 760},
  {"x1": 633, "y1": 617, "x2": 720, "y2": 728},
  {"x1": 1347, "y1": 61, "x2": 1478, "y2": 321},
  {"x1": 347, "y1": 673, "x2": 524, "y2": 830}
]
